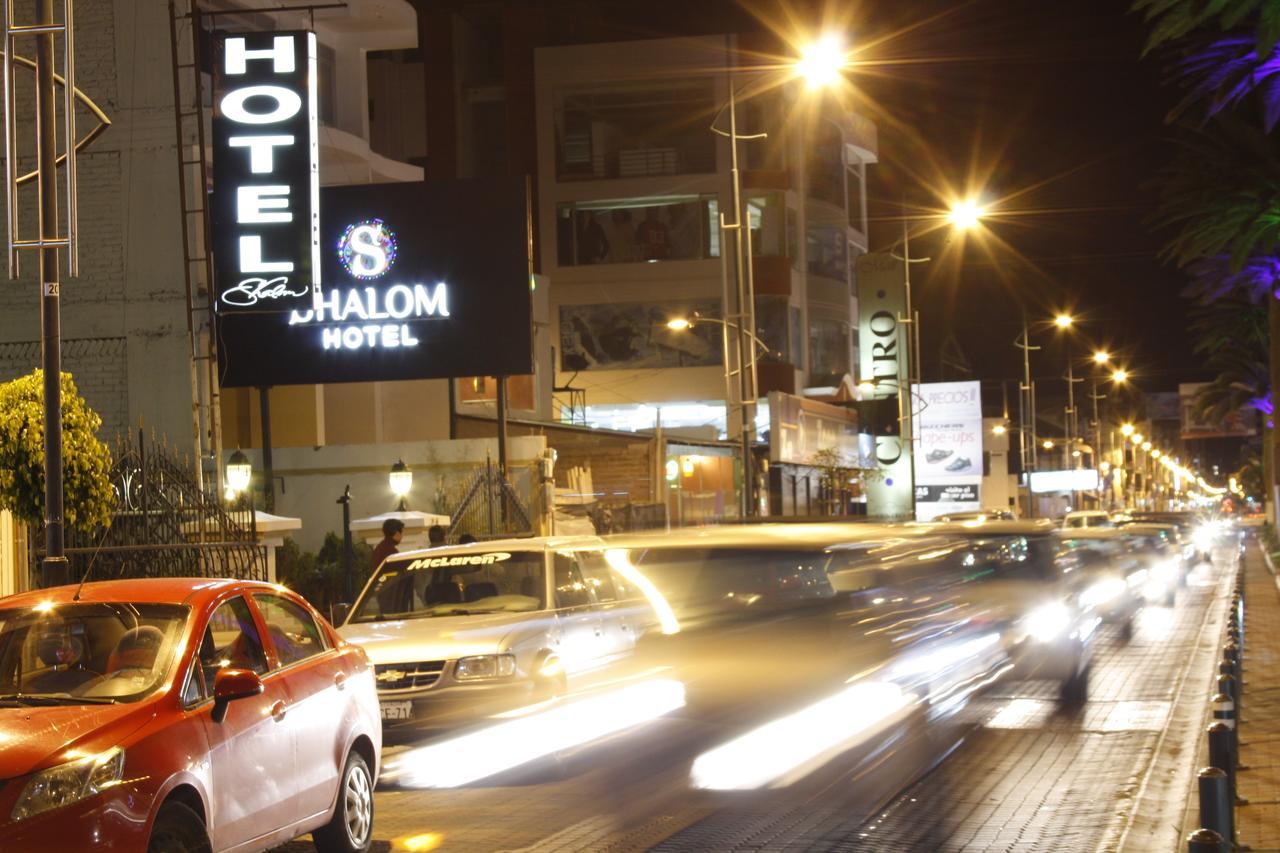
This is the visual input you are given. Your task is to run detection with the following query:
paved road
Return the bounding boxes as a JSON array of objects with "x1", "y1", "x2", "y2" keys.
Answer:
[{"x1": 275, "y1": 551, "x2": 1233, "y2": 853}]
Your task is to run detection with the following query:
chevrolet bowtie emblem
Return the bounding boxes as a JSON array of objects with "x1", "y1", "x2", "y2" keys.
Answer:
[{"x1": 377, "y1": 669, "x2": 407, "y2": 682}]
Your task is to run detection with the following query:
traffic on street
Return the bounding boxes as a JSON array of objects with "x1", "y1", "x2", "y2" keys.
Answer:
[{"x1": 0, "y1": 497, "x2": 1250, "y2": 853}]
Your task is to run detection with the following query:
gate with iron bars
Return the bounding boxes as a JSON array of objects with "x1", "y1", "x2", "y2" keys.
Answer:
[{"x1": 32, "y1": 431, "x2": 266, "y2": 586}]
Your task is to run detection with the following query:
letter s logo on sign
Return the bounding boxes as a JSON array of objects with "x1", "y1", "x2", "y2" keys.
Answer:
[{"x1": 338, "y1": 219, "x2": 398, "y2": 279}]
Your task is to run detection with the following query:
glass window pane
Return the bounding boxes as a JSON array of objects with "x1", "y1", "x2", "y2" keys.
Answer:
[
  {"x1": 200, "y1": 597, "x2": 269, "y2": 696},
  {"x1": 556, "y1": 195, "x2": 719, "y2": 266},
  {"x1": 553, "y1": 554, "x2": 593, "y2": 609},
  {"x1": 253, "y1": 594, "x2": 326, "y2": 668},
  {"x1": 554, "y1": 82, "x2": 716, "y2": 181},
  {"x1": 809, "y1": 317, "x2": 850, "y2": 383}
]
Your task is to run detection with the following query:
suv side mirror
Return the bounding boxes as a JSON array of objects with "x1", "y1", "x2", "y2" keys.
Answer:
[
  {"x1": 211, "y1": 668, "x2": 264, "y2": 724},
  {"x1": 331, "y1": 602, "x2": 351, "y2": 626}
]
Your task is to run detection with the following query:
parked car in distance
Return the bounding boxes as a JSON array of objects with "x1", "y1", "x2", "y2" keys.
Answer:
[
  {"x1": 0, "y1": 578, "x2": 381, "y2": 853},
  {"x1": 1061, "y1": 510, "x2": 1114, "y2": 530},
  {"x1": 336, "y1": 535, "x2": 656, "y2": 731}
]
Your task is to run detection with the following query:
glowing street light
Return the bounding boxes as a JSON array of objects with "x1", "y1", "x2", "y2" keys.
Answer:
[
  {"x1": 226, "y1": 449, "x2": 252, "y2": 497},
  {"x1": 1121, "y1": 423, "x2": 1135, "y2": 437},
  {"x1": 1054, "y1": 314, "x2": 1074, "y2": 329},
  {"x1": 1141, "y1": 441, "x2": 1152, "y2": 451},
  {"x1": 1042, "y1": 439, "x2": 1054, "y2": 450},
  {"x1": 948, "y1": 199, "x2": 985, "y2": 231},
  {"x1": 795, "y1": 35, "x2": 847, "y2": 89},
  {"x1": 1092, "y1": 351, "x2": 1110, "y2": 364},
  {"x1": 1112, "y1": 369, "x2": 1128, "y2": 384},
  {"x1": 389, "y1": 459, "x2": 413, "y2": 511},
  {"x1": 1132, "y1": 433, "x2": 1144, "y2": 444},
  {"x1": 666, "y1": 317, "x2": 692, "y2": 331},
  {"x1": 992, "y1": 424, "x2": 1007, "y2": 435}
]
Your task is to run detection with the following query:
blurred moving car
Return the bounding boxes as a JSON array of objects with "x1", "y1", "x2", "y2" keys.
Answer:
[
  {"x1": 1061, "y1": 510, "x2": 1114, "y2": 530},
  {"x1": 593, "y1": 525, "x2": 1009, "y2": 719},
  {"x1": 923, "y1": 521, "x2": 1095, "y2": 703},
  {"x1": 0, "y1": 579, "x2": 380, "y2": 853},
  {"x1": 1126, "y1": 511, "x2": 1219, "y2": 562},
  {"x1": 1116, "y1": 520, "x2": 1192, "y2": 591},
  {"x1": 1056, "y1": 528, "x2": 1148, "y2": 639},
  {"x1": 336, "y1": 536, "x2": 656, "y2": 730}
]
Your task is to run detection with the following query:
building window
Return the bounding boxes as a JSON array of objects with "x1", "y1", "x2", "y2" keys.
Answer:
[
  {"x1": 809, "y1": 317, "x2": 850, "y2": 383},
  {"x1": 789, "y1": 306, "x2": 804, "y2": 368},
  {"x1": 806, "y1": 223, "x2": 847, "y2": 280},
  {"x1": 755, "y1": 296, "x2": 790, "y2": 364},
  {"x1": 553, "y1": 82, "x2": 717, "y2": 181},
  {"x1": 559, "y1": 300, "x2": 722, "y2": 371},
  {"x1": 806, "y1": 121, "x2": 844, "y2": 208},
  {"x1": 556, "y1": 195, "x2": 720, "y2": 266},
  {"x1": 747, "y1": 192, "x2": 788, "y2": 258}
]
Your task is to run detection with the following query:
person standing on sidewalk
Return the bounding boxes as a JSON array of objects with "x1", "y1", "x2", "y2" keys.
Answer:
[{"x1": 371, "y1": 518, "x2": 404, "y2": 571}]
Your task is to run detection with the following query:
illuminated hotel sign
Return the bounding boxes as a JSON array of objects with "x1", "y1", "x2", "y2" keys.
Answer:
[
  {"x1": 212, "y1": 31, "x2": 320, "y2": 317},
  {"x1": 216, "y1": 178, "x2": 533, "y2": 388}
]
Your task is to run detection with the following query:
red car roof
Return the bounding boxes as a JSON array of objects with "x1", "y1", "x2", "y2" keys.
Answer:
[{"x1": 0, "y1": 577, "x2": 285, "y2": 610}]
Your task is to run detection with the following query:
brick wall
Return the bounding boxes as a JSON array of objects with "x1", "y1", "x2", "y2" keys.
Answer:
[{"x1": 0, "y1": 337, "x2": 129, "y2": 442}]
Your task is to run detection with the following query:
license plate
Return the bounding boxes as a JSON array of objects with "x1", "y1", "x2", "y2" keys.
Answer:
[{"x1": 380, "y1": 700, "x2": 413, "y2": 721}]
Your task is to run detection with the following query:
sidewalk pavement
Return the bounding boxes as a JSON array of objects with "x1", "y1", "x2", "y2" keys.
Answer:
[{"x1": 1223, "y1": 541, "x2": 1280, "y2": 850}]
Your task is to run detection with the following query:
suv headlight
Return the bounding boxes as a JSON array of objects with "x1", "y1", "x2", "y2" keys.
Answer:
[
  {"x1": 455, "y1": 654, "x2": 517, "y2": 681},
  {"x1": 11, "y1": 747, "x2": 125, "y2": 821},
  {"x1": 1025, "y1": 602, "x2": 1072, "y2": 643}
]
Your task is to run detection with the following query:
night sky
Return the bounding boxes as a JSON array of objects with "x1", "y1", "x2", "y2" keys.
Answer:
[{"x1": 854, "y1": 0, "x2": 1193, "y2": 393}]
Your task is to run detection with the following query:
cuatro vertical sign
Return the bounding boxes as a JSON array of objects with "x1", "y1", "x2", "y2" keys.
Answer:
[{"x1": 855, "y1": 251, "x2": 914, "y2": 519}]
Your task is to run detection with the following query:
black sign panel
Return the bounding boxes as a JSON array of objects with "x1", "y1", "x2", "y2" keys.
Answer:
[
  {"x1": 216, "y1": 178, "x2": 533, "y2": 387},
  {"x1": 212, "y1": 31, "x2": 319, "y2": 318}
]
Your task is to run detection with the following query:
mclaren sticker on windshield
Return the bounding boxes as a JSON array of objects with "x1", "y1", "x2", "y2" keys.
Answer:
[{"x1": 402, "y1": 552, "x2": 514, "y2": 570}]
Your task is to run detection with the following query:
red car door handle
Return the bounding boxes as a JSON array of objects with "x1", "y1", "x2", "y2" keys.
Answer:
[
  {"x1": 334, "y1": 672, "x2": 347, "y2": 690},
  {"x1": 271, "y1": 700, "x2": 287, "y2": 721}
]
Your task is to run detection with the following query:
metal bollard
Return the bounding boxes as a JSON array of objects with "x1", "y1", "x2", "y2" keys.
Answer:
[
  {"x1": 1218, "y1": 664, "x2": 1239, "y2": 710},
  {"x1": 1198, "y1": 766, "x2": 1235, "y2": 847},
  {"x1": 1225, "y1": 640, "x2": 1243, "y2": 684},
  {"x1": 1186, "y1": 827, "x2": 1225, "y2": 853},
  {"x1": 1209, "y1": 722, "x2": 1247, "y2": 806},
  {"x1": 1212, "y1": 689, "x2": 1238, "y2": 765}
]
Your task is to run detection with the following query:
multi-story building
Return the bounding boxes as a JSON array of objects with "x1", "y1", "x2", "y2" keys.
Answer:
[{"x1": 530, "y1": 35, "x2": 877, "y2": 518}]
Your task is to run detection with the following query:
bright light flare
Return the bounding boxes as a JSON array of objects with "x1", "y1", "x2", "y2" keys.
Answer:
[
  {"x1": 1112, "y1": 369, "x2": 1128, "y2": 383},
  {"x1": 1120, "y1": 423, "x2": 1135, "y2": 436},
  {"x1": 795, "y1": 35, "x2": 847, "y2": 89},
  {"x1": 992, "y1": 424, "x2": 1007, "y2": 435},
  {"x1": 689, "y1": 681, "x2": 913, "y2": 790},
  {"x1": 1054, "y1": 314, "x2": 1073, "y2": 329},
  {"x1": 666, "y1": 318, "x2": 691, "y2": 331},
  {"x1": 383, "y1": 678, "x2": 686, "y2": 788},
  {"x1": 604, "y1": 549, "x2": 681, "y2": 635},
  {"x1": 1092, "y1": 351, "x2": 1110, "y2": 364},
  {"x1": 948, "y1": 199, "x2": 985, "y2": 230}
]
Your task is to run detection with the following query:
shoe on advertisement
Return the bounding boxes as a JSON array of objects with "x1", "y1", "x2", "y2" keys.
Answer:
[
  {"x1": 926, "y1": 450, "x2": 953, "y2": 463},
  {"x1": 945, "y1": 456, "x2": 972, "y2": 472}
]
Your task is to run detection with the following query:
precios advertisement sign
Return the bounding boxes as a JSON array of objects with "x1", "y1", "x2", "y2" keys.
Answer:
[
  {"x1": 912, "y1": 380, "x2": 983, "y2": 521},
  {"x1": 215, "y1": 178, "x2": 533, "y2": 387}
]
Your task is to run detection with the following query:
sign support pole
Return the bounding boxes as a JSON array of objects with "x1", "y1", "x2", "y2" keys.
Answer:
[
  {"x1": 36, "y1": 0, "x2": 66, "y2": 587},
  {"x1": 497, "y1": 375, "x2": 508, "y2": 522}
]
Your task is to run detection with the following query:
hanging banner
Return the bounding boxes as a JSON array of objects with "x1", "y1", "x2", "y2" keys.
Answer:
[
  {"x1": 912, "y1": 380, "x2": 983, "y2": 521},
  {"x1": 211, "y1": 31, "x2": 320, "y2": 322},
  {"x1": 855, "y1": 252, "x2": 912, "y2": 518}
]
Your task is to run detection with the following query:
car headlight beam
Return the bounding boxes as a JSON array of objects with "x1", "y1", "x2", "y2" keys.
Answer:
[
  {"x1": 1024, "y1": 602, "x2": 1072, "y2": 643},
  {"x1": 11, "y1": 747, "x2": 125, "y2": 822}
]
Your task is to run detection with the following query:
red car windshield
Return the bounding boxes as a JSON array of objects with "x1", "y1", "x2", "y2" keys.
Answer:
[{"x1": 0, "y1": 603, "x2": 188, "y2": 705}]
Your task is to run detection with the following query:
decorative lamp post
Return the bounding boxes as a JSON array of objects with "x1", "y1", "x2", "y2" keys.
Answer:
[
  {"x1": 389, "y1": 459, "x2": 412, "y2": 512},
  {"x1": 226, "y1": 450, "x2": 252, "y2": 504}
]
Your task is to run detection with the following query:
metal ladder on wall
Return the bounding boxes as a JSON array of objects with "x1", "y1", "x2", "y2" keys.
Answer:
[{"x1": 166, "y1": 0, "x2": 222, "y2": 498}]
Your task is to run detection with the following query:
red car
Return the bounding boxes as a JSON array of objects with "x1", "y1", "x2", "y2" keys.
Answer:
[{"x1": 0, "y1": 578, "x2": 381, "y2": 852}]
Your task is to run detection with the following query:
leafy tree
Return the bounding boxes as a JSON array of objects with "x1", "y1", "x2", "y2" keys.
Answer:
[{"x1": 0, "y1": 370, "x2": 114, "y2": 531}]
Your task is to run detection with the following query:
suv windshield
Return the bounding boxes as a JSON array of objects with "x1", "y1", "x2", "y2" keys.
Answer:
[
  {"x1": 0, "y1": 602, "x2": 188, "y2": 705},
  {"x1": 351, "y1": 551, "x2": 547, "y2": 622}
]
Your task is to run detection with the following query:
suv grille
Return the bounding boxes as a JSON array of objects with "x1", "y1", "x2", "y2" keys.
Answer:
[{"x1": 375, "y1": 660, "x2": 446, "y2": 692}]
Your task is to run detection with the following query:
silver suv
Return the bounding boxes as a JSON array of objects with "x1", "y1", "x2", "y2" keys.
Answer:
[{"x1": 336, "y1": 535, "x2": 654, "y2": 730}]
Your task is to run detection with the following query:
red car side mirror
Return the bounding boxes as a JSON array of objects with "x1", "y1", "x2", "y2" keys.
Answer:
[{"x1": 211, "y1": 668, "x2": 264, "y2": 724}]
